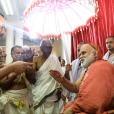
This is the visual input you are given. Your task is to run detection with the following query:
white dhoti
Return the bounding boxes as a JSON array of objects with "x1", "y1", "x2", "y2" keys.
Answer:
[
  {"x1": 34, "y1": 92, "x2": 59, "y2": 114},
  {"x1": 0, "y1": 89, "x2": 31, "y2": 114},
  {"x1": 32, "y1": 54, "x2": 66, "y2": 114}
]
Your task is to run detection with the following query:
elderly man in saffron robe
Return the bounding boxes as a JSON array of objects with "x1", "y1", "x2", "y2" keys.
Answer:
[{"x1": 49, "y1": 43, "x2": 114, "y2": 114}]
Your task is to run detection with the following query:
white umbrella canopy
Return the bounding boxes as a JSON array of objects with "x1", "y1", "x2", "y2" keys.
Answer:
[{"x1": 23, "y1": 0, "x2": 98, "y2": 38}]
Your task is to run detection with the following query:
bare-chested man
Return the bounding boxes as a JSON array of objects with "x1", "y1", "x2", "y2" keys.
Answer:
[
  {"x1": 0, "y1": 45, "x2": 35, "y2": 114},
  {"x1": 32, "y1": 39, "x2": 65, "y2": 114},
  {"x1": 8, "y1": 45, "x2": 26, "y2": 90}
]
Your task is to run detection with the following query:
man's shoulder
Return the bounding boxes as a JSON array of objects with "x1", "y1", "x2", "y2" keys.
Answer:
[
  {"x1": 33, "y1": 55, "x2": 41, "y2": 61},
  {"x1": 104, "y1": 51, "x2": 109, "y2": 55},
  {"x1": 71, "y1": 58, "x2": 80, "y2": 65},
  {"x1": 91, "y1": 60, "x2": 108, "y2": 65},
  {"x1": 72, "y1": 58, "x2": 79, "y2": 64},
  {"x1": 103, "y1": 51, "x2": 109, "y2": 59},
  {"x1": 50, "y1": 54, "x2": 59, "y2": 60},
  {"x1": 87, "y1": 60, "x2": 114, "y2": 80},
  {"x1": 90, "y1": 60, "x2": 113, "y2": 69},
  {"x1": 50, "y1": 54, "x2": 56, "y2": 57}
]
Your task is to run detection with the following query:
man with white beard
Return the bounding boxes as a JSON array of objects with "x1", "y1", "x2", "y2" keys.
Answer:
[
  {"x1": 49, "y1": 44, "x2": 114, "y2": 114},
  {"x1": 80, "y1": 45, "x2": 96, "y2": 68}
]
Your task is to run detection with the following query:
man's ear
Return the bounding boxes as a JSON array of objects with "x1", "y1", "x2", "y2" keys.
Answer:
[{"x1": 93, "y1": 51, "x2": 98, "y2": 58}]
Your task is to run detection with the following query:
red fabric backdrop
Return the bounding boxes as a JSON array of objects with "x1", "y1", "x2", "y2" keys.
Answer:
[{"x1": 71, "y1": 0, "x2": 114, "y2": 61}]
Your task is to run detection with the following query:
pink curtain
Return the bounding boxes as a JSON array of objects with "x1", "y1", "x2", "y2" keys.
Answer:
[{"x1": 71, "y1": 0, "x2": 114, "y2": 61}]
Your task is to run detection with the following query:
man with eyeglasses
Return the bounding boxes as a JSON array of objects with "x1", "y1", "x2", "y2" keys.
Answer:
[
  {"x1": 0, "y1": 13, "x2": 5, "y2": 37},
  {"x1": 11, "y1": 45, "x2": 23, "y2": 62},
  {"x1": 32, "y1": 39, "x2": 65, "y2": 114}
]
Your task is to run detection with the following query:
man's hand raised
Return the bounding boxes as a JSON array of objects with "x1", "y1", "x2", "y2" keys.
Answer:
[
  {"x1": 65, "y1": 64, "x2": 72, "y2": 72},
  {"x1": 49, "y1": 70, "x2": 65, "y2": 84}
]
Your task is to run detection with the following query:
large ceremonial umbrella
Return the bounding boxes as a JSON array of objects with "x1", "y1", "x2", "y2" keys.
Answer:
[{"x1": 23, "y1": 0, "x2": 98, "y2": 38}]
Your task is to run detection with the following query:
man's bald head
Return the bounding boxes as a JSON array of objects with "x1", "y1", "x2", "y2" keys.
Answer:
[
  {"x1": 22, "y1": 45, "x2": 30, "y2": 51},
  {"x1": 79, "y1": 44, "x2": 97, "y2": 68},
  {"x1": 77, "y1": 42, "x2": 86, "y2": 57},
  {"x1": 40, "y1": 39, "x2": 52, "y2": 47},
  {"x1": 40, "y1": 39, "x2": 53, "y2": 57},
  {"x1": 80, "y1": 44, "x2": 96, "y2": 54}
]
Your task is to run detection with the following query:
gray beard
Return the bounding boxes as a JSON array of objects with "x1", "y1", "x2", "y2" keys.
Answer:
[{"x1": 81, "y1": 54, "x2": 95, "y2": 68}]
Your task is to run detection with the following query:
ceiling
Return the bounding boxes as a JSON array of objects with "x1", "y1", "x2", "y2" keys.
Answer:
[
  {"x1": 0, "y1": 0, "x2": 38, "y2": 46},
  {"x1": 0, "y1": 0, "x2": 32, "y2": 28}
]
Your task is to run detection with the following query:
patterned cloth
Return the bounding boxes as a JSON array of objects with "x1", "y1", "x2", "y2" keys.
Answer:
[
  {"x1": 10, "y1": 100, "x2": 26, "y2": 110},
  {"x1": 0, "y1": 89, "x2": 31, "y2": 114}
]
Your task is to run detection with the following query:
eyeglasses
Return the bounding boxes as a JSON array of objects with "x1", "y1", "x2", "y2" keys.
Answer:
[
  {"x1": 41, "y1": 46, "x2": 53, "y2": 49},
  {"x1": 16, "y1": 52, "x2": 23, "y2": 55},
  {"x1": 1, "y1": 56, "x2": 6, "y2": 58}
]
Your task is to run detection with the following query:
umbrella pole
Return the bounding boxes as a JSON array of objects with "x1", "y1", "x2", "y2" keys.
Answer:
[
  {"x1": 55, "y1": 7, "x2": 71, "y2": 64},
  {"x1": 61, "y1": 33, "x2": 74, "y2": 82},
  {"x1": 61, "y1": 33, "x2": 71, "y2": 64}
]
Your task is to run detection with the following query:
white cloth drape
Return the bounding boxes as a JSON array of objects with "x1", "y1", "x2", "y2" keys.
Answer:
[
  {"x1": 32, "y1": 54, "x2": 66, "y2": 114},
  {"x1": 103, "y1": 51, "x2": 114, "y2": 64}
]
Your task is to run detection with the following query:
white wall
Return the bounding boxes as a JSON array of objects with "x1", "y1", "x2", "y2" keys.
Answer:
[{"x1": 52, "y1": 38, "x2": 63, "y2": 60}]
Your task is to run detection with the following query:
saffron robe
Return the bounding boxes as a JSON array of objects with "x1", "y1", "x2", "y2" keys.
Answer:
[{"x1": 70, "y1": 60, "x2": 114, "y2": 114}]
